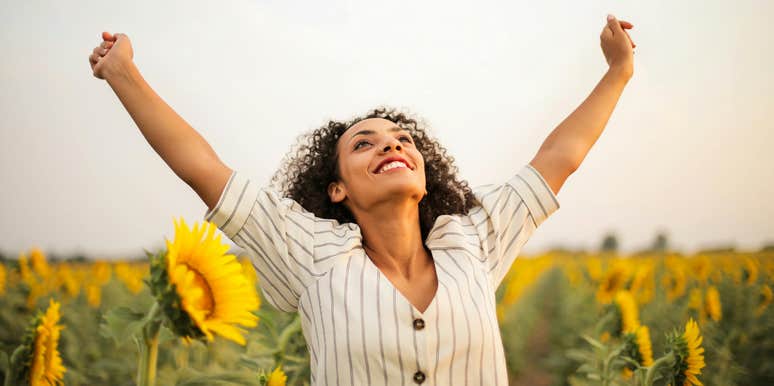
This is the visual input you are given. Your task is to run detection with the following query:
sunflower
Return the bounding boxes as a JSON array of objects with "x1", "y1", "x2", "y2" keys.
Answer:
[
  {"x1": 29, "y1": 247, "x2": 51, "y2": 278},
  {"x1": 614, "y1": 290, "x2": 640, "y2": 335},
  {"x1": 18, "y1": 253, "x2": 35, "y2": 285},
  {"x1": 54, "y1": 263, "x2": 80, "y2": 298},
  {"x1": 0, "y1": 263, "x2": 6, "y2": 296},
  {"x1": 663, "y1": 263, "x2": 687, "y2": 301},
  {"x1": 259, "y1": 366, "x2": 287, "y2": 386},
  {"x1": 740, "y1": 257, "x2": 759, "y2": 285},
  {"x1": 240, "y1": 257, "x2": 259, "y2": 287},
  {"x1": 688, "y1": 255, "x2": 712, "y2": 284},
  {"x1": 622, "y1": 324, "x2": 654, "y2": 373},
  {"x1": 86, "y1": 283, "x2": 102, "y2": 308},
  {"x1": 150, "y1": 218, "x2": 260, "y2": 345},
  {"x1": 757, "y1": 284, "x2": 772, "y2": 316},
  {"x1": 633, "y1": 325, "x2": 654, "y2": 366},
  {"x1": 667, "y1": 318, "x2": 705, "y2": 386},
  {"x1": 114, "y1": 261, "x2": 146, "y2": 294},
  {"x1": 704, "y1": 286, "x2": 722, "y2": 322},
  {"x1": 628, "y1": 262, "x2": 655, "y2": 304},
  {"x1": 596, "y1": 262, "x2": 630, "y2": 304},
  {"x1": 9, "y1": 299, "x2": 66, "y2": 386}
]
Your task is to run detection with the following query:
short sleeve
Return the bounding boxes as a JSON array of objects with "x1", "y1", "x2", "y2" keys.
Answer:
[
  {"x1": 203, "y1": 170, "x2": 362, "y2": 312},
  {"x1": 467, "y1": 164, "x2": 560, "y2": 288}
]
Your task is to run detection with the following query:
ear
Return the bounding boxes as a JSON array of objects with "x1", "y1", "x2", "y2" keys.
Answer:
[{"x1": 328, "y1": 181, "x2": 347, "y2": 203}]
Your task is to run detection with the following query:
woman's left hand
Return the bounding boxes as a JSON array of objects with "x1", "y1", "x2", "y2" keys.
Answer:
[{"x1": 600, "y1": 14, "x2": 635, "y2": 79}]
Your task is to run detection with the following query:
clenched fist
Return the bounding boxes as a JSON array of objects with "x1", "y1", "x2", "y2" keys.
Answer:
[
  {"x1": 89, "y1": 31, "x2": 134, "y2": 80},
  {"x1": 600, "y1": 14, "x2": 635, "y2": 78}
]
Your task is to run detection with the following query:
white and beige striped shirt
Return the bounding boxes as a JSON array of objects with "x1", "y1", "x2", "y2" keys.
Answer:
[{"x1": 203, "y1": 163, "x2": 560, "y2": 385}]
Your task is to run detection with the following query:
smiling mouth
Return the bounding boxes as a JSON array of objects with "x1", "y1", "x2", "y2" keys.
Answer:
[{"x1": 374, "y1": 160, "x2": 412, "y2": 174}]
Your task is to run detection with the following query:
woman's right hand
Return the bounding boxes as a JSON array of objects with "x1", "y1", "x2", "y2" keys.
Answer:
[{"x1": 89, "y1": 31, "x2": 134, "y2": 80}]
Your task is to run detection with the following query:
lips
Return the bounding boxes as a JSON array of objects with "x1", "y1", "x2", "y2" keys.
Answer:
[{"x1": 373, "y1": 156, "x2": 413, "y2": 174}]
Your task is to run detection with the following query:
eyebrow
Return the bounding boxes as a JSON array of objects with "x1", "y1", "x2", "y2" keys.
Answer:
[{"x1": 349, "y1": 126, "x2": 408, "y2": 144}]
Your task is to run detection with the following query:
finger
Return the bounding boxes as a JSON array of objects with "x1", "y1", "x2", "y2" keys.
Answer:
[
  {"x1": 622, "y1": 29, "x2": 636, "y2": 48},
  {"x1": 600, "y1": 25, "x2": 613, "y2": 40},
  {"x1": 102, "y1": 31, "x2": 115, "y2": 41},
  {"x1": 93, "y1": 46, "x2": 107, "y2": 56},
  {"x1": 100, "y1": 40, "x2": 114, "y2": 49},
  {"x1": 619, "y1": 20, "x2": 633, "y2": 29},
  {"x1": 606, "y1": 14, "x2": 624, "y2": 36},
  {"x1": 89, "y1": 53, "x2": 100, "y2": 65}
]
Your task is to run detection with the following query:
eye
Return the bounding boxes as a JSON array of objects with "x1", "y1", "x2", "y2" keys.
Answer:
[
  {"x1": 399, "y1": 135, "x2": 413, "y2": 143},
  {"x1": 354, "y1": 140, "x2": 370, "y2": 150}
]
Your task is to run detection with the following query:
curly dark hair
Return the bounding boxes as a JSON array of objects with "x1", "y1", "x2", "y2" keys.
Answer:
[{"x1": 269, "y1": 106, "x2": 481, "y2": 242}]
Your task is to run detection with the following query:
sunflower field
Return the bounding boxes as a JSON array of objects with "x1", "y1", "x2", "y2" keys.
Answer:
[{"x1": 0, "y1": 219, "x2": 772, "y2": 385}]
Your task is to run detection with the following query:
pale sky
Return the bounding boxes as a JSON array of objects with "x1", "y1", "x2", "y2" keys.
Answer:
[{"x1": 1, "y1": 0, "x2": 772, "y2": 258}]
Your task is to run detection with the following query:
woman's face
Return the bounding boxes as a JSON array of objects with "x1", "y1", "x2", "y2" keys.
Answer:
[{"x1": 328, "y1": 118, "x2": 427, "y2": 212}]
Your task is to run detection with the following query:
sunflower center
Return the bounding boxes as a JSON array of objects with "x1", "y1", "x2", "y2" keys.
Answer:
[{"x1": 188, "y1": 265, "x2": 215, "y2": 317}]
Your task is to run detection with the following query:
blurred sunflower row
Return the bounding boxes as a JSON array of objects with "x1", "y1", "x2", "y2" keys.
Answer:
[
  {"x1": 1, "y1": 228, "x2": 772, "y2": 385},
  {"x1": 496, "y1": 250, "x2": 773, "y2": 385}
]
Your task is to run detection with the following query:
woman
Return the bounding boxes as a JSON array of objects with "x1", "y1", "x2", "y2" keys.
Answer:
[{"x1": 89, "y1": 13, "x2": 635, "y2": 385}]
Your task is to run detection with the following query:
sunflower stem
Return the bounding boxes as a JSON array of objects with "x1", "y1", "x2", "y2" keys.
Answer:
[
  {"x1": 138, "y1": 302, "x2": 162, "y2": 386},
  {"x1": 4, "y1": 346, "x2": 24, "y2": 386},
  {"x1": 643, "y1": 351, "x2": 674, "y2": 386},
  {"x1": 277, "y1": 314, "x2": 302, "y2": 361}
]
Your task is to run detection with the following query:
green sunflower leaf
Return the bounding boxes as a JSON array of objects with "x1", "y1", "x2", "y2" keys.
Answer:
[{"x1": 99, "y1": 306, "x2": 147, "y2": 345}]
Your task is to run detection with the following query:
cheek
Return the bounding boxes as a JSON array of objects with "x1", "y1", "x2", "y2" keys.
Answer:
[{"x1": 342, "y1": 153, "x2": 371, "y2": 177}]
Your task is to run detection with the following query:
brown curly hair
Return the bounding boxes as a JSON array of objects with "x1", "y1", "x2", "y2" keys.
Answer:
[{"x1": 269, "y1": 106, "x2": 481, "y2": 242}]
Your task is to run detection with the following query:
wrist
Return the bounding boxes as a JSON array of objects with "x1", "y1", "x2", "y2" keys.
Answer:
[
  {"x1": 607, "y1": 62, "x2": 633, "y2": 82},
  {"x1": 104, "y1": 60, "x2": 139, "y2": 85}
]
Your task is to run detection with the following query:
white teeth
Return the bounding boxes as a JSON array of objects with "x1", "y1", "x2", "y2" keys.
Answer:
[{"x1": 378, "y1": 161, "x2": 408, "y2": 173}]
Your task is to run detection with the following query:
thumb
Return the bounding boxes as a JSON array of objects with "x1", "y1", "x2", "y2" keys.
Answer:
[{"x1": 606, "y1": 14, "x2": 623, "y2": 35}]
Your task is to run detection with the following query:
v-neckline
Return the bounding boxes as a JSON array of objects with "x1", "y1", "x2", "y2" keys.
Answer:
[{"x1": 363, "y1": 248, "x2": 440, "y2": 316}]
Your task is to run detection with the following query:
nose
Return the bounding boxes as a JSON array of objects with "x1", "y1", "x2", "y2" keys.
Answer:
[{"x1": 381, "y1": 136, "x2": 402, "y2": 153}]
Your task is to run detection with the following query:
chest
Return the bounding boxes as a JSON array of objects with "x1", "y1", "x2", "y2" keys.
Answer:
[{"x1": 296, "y1": 250, "x2": 505, "y2": 385}]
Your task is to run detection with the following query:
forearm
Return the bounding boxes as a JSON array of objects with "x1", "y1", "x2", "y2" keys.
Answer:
[
  {"x1": 104, "y1": 61, "x2": 225, "y2": 186},
  {"x1": 537, "y1": 66, "x2": 631, "y2": 170}
]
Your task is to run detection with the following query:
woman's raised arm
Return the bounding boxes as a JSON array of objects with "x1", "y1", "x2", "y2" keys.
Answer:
[{"x1": 89, "y1": 31, "x2": 231, "y2": 211}]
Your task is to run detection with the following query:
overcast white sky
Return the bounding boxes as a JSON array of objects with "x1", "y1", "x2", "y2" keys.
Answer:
[{"x1": 1, "y1": 0, "x2": 772, "y2": 258}]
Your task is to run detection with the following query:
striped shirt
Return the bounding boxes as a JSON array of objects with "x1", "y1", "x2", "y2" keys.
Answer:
[{"x1": 204, "y1": 163, "x2": 560, "y2": 385}]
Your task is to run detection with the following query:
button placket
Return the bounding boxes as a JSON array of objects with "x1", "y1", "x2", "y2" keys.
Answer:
[
  {"x1": 411, "y1": 309, "x2": 429, "y2": 384},
  {"x1": 413, "y1": 370, "x2": 426, "y2": 384}
]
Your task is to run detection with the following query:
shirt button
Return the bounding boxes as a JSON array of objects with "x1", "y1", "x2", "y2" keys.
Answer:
[
  {"x1": 413, "y1": 370, "x2": 426, "y2": 384},
  {"x1": 413, "y1": 318, "x2": 425, "y2": 330}
]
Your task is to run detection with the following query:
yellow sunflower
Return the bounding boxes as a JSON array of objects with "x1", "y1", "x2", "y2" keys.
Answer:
[
  {"x1": 634, "y1": 325, "x2": 654, "y2": 366},
  {"x1": 704, "y1": 286, "x2": 722, "y2": 322},
  {"x1": 628, "y1": 262, "x2": 655, "y2": 304},
  {"x1": 29, "y1": 247, "x2": 51, "y2": 278},
  {"x1": 614, "y1": 290, "x2": 640, "y2": 334},
  {"x1": 114, "y1": 261, "x2": 146, "y2": 294},
  {"x1": 9, "y1": 299, "x2": 67, "y2": 386},
  {"x1": 688, "y1": 255, "x2": 712, "y2": 284},
  {"x1": 663, "y1": 264, "x2": 687, "y2": 302},
  {"x1": 622, "y1": 324, "x2": 654, "y2": 372},
  {"x1": 0, "y1": 263, "x2": 6, "y2": 296},
  {"x1": 54, "y1": 263, "x2": 80, "y2": 298},
  {"x1": 757, "y1": 284, "x2": 772, "y2": 316},
  {"x1": 150, "y1": 218, "x2": 260, "y2": 345},
  {"x1": 266, "y1": 366, "x2": 288, "y2": 386},
  {"x1": 18, "y1": 253, "x2": 35, "y2": 285},
  {"x1": 30, "y1": 299, "x2": 66, "y2": 385},
  {"x1": 596, "y1": 262, "x2": 630, "y2": 304},
  {"x1": 741, "y1": 257, "x2": 759, "y2": 285},
  {"x1": 668, "y1": 318, "x2": 705, "y2": 386}
]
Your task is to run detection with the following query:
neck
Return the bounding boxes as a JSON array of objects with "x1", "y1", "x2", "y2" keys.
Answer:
[{"x1": 354, "y1": 198, "x2": 429, "y2": 279}]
